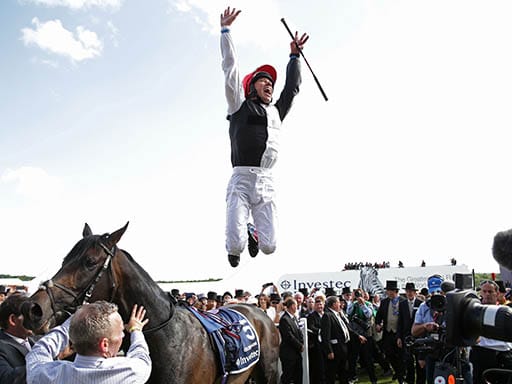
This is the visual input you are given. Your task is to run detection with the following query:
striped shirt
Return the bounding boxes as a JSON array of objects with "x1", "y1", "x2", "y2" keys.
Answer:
[{"x1": 26, "y1": 318, "x2": 151, "y2": 384}]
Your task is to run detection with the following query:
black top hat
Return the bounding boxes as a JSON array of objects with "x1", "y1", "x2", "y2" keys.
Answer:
[
  {"x1": 235, "y1": 289, "x2": 244, "y2": 298},
  {"x1": 341, "y1": 287, "x2": 352, "y2": 295},
  {"x1": 405, "y1": 282, "x2": 417, "y2": 291},
  {"x1": 222, "y1": 291, "x2": 233, "y2": 299},
  {"x1": 0, "y1": 285, "x2": 9, "y2": 295},
  {"x1": 325, "y1": 287, "x2": 337, "y2": 297},
  {"x1": 207, "y1": 291, "x2": 217, "y2": 300},
  {"x1": 496, "y1": 280, "x2": 506, "y2": 293},
  {"x1": 385, "y1": 280, "x2": 399, "y2": 291},
  {"x1": 298, "y1": 288, "x2": 309, "y2": 297}
]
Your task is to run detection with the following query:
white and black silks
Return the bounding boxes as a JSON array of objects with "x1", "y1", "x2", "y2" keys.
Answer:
[{"x1": 221, "y1": 29, "x2": 301, "y2": 257}]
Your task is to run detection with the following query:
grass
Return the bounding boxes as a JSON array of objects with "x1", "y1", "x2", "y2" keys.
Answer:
[{"x1": 353, "y1": 364, "x2": 398, "y2": 384}]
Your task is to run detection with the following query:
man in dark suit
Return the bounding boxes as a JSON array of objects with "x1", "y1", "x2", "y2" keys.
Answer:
[
  {"x1": 397, "y1": 282, "x2": 425, "y2": 384},
  {"x1": 307, "y1": 295, "x2": 326, "y2": 384},
  {"x1": 376, "y1": 280, "x2": 406, "y2": 384},
  {"x1": 279, "y1": 298, "x2": 304, "y2": 384},
  {"x1": 321, "y1": 295, "x2": 364, "y2": 384},
  {"x1": 0, "y1": 293, "x2": 34, "y2": 384}
]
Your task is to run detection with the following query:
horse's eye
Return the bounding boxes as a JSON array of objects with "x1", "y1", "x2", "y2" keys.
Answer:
[{"x1": 84, "y1": 257, "x2": 97, "y2": 269}]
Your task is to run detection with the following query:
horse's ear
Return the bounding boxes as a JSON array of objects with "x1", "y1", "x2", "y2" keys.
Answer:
[
  {"x1": 83, "y1": 223, "x2": 93, "y2": 238},
  {"x1": 104, "y1": 222, "x2": 129, "y2": 248}
]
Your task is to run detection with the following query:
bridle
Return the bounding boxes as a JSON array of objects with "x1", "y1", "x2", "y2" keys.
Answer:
[
  {"x1": 36, "y1": 239, "x2": 175, "y2": 335},
  {"x1": 38, "y1": 242, "x2": 118, "y2": 323}
]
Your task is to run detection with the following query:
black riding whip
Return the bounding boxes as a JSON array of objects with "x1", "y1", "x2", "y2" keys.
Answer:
[{"x1": 281, "y1": 18, "x2": 328, "y2": 101}]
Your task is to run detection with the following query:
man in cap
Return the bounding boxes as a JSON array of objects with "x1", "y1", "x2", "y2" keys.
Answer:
[
  {"x1": 220, "y1": 7, "x2": 309, "y2": 268},
  {"x1": 397, "y1": 282, "x2": 425, "y2": 384}
]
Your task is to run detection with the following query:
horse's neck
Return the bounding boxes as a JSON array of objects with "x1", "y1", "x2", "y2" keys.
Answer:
[{"x1": 114, "y1": 255, "x2": 171, "y2": 323}]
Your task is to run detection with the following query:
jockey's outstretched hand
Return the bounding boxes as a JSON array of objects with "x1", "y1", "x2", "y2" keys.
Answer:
[
  {"x1": 290, "y1": 31, "x2": 309, "y2": 55},
  {"x1": 221, "y1": 7, "x2": 241, "y2": 27}
]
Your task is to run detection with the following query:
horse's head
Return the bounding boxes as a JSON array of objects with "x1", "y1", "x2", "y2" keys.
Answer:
[{"x1": 22, "y1": 222, "x2": 129, "y2": 333}]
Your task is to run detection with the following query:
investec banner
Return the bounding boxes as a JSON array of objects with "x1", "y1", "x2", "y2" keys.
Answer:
[{"x1": 277, "y1": 265, "x2": 471, "y2": 294}]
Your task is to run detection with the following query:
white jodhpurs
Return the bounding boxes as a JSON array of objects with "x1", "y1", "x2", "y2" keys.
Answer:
[{"x1": 225, "y1": 166, "x2": 277, "y2": 256}]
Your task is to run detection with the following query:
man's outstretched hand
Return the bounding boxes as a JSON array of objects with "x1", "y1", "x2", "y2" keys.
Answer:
[
  {"x1": 221, "y1": 7, "x2": 241, "y2": 27},
  {"x1": 290, "y1": 32, "x2": 309, "y2": 55},
  {"x1": 125, "y1": 304, "x2": 149, "y2": 333}
]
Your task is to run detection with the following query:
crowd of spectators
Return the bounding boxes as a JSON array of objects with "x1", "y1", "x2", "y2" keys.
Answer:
[
  {"x1": 170, "y1": 277, "x2": 512, "y2": 384},
  {"x1": 3, "y1": 277, "x2": 512, "y2": 384},
  {"x1": 343, "y1": 261, "x2": 391, "y2": 270}
]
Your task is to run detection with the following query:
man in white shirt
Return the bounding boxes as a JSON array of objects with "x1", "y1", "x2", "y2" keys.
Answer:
[{"x1": 26, "y1": 301, "x2": 151, "y2": 384}]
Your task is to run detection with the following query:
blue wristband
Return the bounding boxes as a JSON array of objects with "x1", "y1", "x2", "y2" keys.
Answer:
[
  {"x1": 221, "y1": 27, "x2": 230, "y2": 34},
  {"x1": 290, "y1": 53, "x2": 299, "y2": 59}
]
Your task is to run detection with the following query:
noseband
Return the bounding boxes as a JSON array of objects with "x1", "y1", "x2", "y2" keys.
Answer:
[{"x1": 38, "y1": 242, "x2": 117, "y2": 323}]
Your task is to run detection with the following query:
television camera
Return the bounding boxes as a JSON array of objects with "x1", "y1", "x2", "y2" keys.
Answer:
[
  {"x1": 406, "y1": 228, "x2": 512, "y2": 383},
  {"x1": 406, "y1": 233, "x2": 512, "y2": 384}
]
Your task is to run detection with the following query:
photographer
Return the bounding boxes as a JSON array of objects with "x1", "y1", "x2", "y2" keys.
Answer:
[
  {"x1": 411, "y1": 275, "x2": 471, "y2": 384},
  {"x1": 469, "y1": 280, "x2": 512, "y2": 384},
  {"x1": 259, "y1": 283, "x2": 281, "y2": 324}
]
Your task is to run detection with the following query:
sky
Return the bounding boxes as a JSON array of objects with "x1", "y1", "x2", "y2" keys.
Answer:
[{"x1": 2, "y1": 0, "x2": 512, "y2": 292}]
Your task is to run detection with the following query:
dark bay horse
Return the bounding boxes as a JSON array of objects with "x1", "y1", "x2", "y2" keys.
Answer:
[{"x1": 22, "y1": 223, "x2": 280, "y2": 384}]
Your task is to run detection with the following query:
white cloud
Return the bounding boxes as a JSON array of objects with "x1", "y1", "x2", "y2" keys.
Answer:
[
  {"x1": 1, "y1": 166, "x2": 63, "y2": 201},
  {"x1": 21, "y1": 0, "x2": 122, "y2": 11},
  {"x1": 106, "y1": 20, "x2": 119, "y2": 47},
  {"x1": 21, "y1": 18, "x2": 103, "y2": 62}
]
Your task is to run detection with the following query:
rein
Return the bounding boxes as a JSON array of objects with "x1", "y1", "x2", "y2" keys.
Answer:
[
  {"x1": 37, "y1": 240, "x2": 175, "y2": 334},
  {"x1": 143, "y1": 292, "x2": 176, "y2": 335}
]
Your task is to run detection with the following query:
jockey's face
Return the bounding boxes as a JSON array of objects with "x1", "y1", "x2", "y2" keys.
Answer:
[{"x1": 253, "y1": 77, "x2": 273, "y2": 104}]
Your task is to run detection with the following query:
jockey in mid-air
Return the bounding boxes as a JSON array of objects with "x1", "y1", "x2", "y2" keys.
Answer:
[{"x1": 220, "y1": 6, "x2": 309, "y2": 268}]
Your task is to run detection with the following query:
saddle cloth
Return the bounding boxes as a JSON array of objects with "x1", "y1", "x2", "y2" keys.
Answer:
[{"x1": 186, "y1": 305, "x2": 260, "y2": 375}]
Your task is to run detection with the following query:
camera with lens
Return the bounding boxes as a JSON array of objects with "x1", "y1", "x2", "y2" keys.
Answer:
[
  {"x1": 269, "y1": 293, "x2": 281, "y2": 305},
  {"x1": 406, "y1": 325, "x2": 447, "y2": 359}
]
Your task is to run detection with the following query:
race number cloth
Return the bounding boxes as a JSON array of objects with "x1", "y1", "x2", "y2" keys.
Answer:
[{"x1": 186, "y1": 306, "x2": 260, "y2": 375}]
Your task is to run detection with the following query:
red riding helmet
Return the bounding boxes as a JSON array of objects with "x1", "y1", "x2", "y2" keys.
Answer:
[{"x1": 242, "y1": 64, "x2": 277, "y2": 98}]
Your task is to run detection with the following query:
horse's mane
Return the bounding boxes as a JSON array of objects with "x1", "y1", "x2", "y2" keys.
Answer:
[{"x1": 119, "y1": 249, "x2": 159, "y2": 284}]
